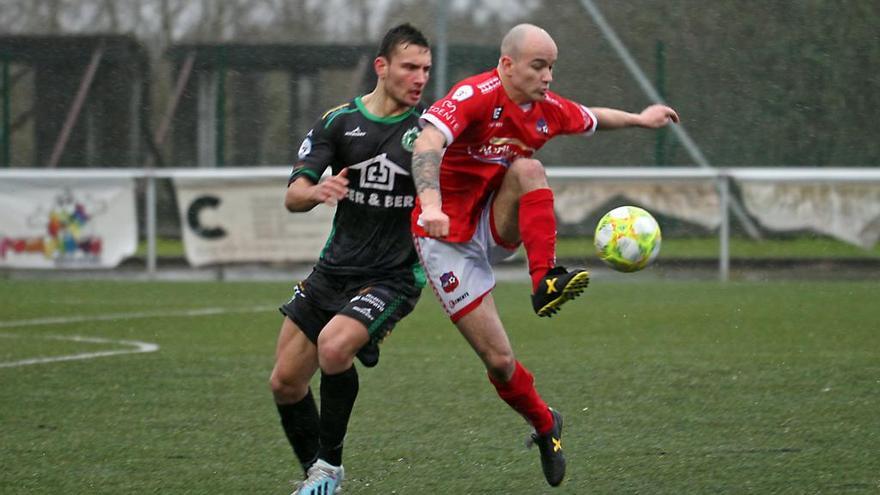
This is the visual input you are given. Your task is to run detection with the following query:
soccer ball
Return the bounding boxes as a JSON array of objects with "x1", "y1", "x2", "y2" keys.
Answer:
[{"x1": 593, "y1": 206, "x2": 662, "y2": 272}]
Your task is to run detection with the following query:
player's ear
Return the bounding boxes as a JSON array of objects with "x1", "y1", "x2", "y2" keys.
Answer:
[
  {"x1": 498, "y1": 55, "x2": 514, "y2": 76},
  {"x1": 374, "y1": 56, "x2": 389, "y2": 78}
]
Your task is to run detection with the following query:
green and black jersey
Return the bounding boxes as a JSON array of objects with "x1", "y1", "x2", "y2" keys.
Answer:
[{"x1": 290, "y1": 96, "x2": 426, "y2": 283}]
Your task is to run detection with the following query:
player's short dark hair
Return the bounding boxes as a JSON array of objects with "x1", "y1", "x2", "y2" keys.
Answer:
[{"x1": 377, "y1": 23, "x2": 430, "y2": 61}]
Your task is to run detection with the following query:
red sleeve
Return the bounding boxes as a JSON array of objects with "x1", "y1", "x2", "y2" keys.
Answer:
[
  {"x1": 420, "y1": 81, "x2": 488, "y2": 145},
  {"x1": 547, "y1": 94, "x2": 598, "y2": 137}
]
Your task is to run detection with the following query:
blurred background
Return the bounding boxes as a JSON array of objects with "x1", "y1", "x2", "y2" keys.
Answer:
[
  {"x1": 1, "y1": 0, "x2": 879, "y2": 277},
  {"x1": 3, "y1": 0, "x2": 878, "y2": 168}
]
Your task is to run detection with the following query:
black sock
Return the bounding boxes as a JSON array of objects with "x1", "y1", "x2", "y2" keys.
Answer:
[
  {"x1": 276, "y1": 388, "x2": 320, "y2": 474},
  {"x1": 318, "y1": 366, "x2": 360, "y2": 466}
]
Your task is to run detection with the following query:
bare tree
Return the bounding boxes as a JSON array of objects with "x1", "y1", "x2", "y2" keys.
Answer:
[{"x1": 100, "y1": 0, "x2": 120, "y2": 32}]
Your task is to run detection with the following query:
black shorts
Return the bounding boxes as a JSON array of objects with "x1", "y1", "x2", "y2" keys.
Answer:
[{"x1": 279, "y1": 268, "x2": 421, "y2": 351}]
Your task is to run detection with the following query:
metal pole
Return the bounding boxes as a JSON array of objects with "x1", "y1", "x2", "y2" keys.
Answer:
[
  {"x1": 146, "y1": 172, "x2": 157, "y2": 278},
  {"x1": 577, "y1": 0, "x2": 761, "y2": 239},
  {"x1": 1, "y1": 53, "x2": 10, "y2": 167},
  {"x1": 654, "y1": 40, "x2": 667, "y2": 167},
  {"x1": 216, "y1": 47, "x2": 226, "y2": 167},
  {"x1": 196, "y1": 70, "x2": 215, "y2": 167},
  {"x1": 154, "y1": 52, "x2": 195, "y2": 150},
  {"x1": 0, "y1": 53, "x2": 12, "y2": 167},
  {"x1": 434, "y1": 0, "x2": 448, "y2": 101},
  {"x1": 719, "y1": 174, "x2": 730, "y2": 282},
  {"x1": 48, "y1": 43, "x2": 105, "y2": 168}
]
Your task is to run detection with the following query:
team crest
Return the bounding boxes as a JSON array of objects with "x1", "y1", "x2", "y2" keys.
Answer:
[
  {"x1": 440, "y1": 271, "x2": 459, "y2": 293},
  {"x1": 401, "y1": 126, "x2": 420, "y2": 152},
  {"x1": 536, "y1": 118, "x2": 549, "y2": 135}
]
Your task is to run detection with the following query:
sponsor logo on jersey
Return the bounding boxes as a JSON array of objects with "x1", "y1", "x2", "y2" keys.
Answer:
[
  {"x1": 349, "y1": 292, "x2": 386, "y2": 320},
  {"x1": 449, "y1": 291, "x2": 471, "y2": 308},
  {"x1": 297, "y1": 130, "x2": 313, "y2": 159},
  {"x1": 429, "y1": 100, "x2": 461, "y2": 133},
  {"x1": 536, "y1": 118, "x2": 549, "y2": 135},
  {"x1": 489, "y1": 137, "x2": 535, "y2": 153},
  {"x1": 345, "y1": 189, "x2": 414, "y2": 208},
  {"x1": 470, "y1": 137, "x2": 536, "y2": 165},
  {"x1": 452, "y1": 85, "x2": 474, "y2": 101},
  {"x1": 401, "y1": 126, "x2": 420, "y2": 152},
  {"x1": 348, "y1": 152, "x2": 409, "y2": 192},
  {"x1": 352, "y1": 306, "x2": 373, "y2": 319},
  {"x1": 344, "y1": 126, "x2": 367, "y2": 137},
  {"x1": 351, "y1": 292, "x2": 387, "y2": 311},
  {"x1": 440, "y1": 271, "x2": 459, "y2": 293}
]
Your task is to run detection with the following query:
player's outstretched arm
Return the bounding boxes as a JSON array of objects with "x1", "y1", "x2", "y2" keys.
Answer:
[
  {"x1": 284, "y1": 168, "x2": 349, "y2": 212},
  {"x1": 590, "y1": 104, "x2": 679, "y2": 130},
  {"x1": 412, "y1": 124, "x2": 449, "y2": 238}
]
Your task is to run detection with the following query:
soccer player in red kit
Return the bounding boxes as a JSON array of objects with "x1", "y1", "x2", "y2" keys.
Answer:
[{"x1": 411, "y1": 23, "x2": 678, "y2": 486}]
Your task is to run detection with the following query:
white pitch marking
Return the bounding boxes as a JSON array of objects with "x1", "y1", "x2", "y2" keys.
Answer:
[
  {"x1": 0, "y1": 305, "x2": 273, "y2": 368},
  {"x1": 0, "y1": 334, "x2": 159, "y2": 368},
  {"x1": 0, "y1": 305, "x2": 276, "y2": 329}
]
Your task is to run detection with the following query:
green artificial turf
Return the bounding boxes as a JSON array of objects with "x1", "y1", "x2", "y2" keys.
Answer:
[{"x1": 1, "y1": 280, "x2": 878, "y2": 493}]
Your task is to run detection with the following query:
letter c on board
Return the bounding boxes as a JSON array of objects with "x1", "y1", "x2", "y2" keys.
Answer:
[{"x1": 187, "y1": 195, "x2": 226, "y2": 239}]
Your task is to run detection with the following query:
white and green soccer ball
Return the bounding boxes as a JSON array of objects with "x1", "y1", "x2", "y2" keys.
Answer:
[{"x1": 594, "y1": 206, "x2": 662, "y2": 273}]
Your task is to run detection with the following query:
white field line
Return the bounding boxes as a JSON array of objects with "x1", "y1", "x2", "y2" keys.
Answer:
[
  {"x1": 0, "y1": 305, "x2": 274, "y2": 368},
  {"x1": 0, "y1": 305, "x2": 276, "y2": 329},
  {"x1": 0, "y1": 334, "x2": 159, "y2": 368}
]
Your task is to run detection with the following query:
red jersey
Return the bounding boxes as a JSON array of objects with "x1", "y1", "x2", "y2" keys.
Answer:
[{"x1": 412, "y1": 68, "x2": 597, "y2": 242}]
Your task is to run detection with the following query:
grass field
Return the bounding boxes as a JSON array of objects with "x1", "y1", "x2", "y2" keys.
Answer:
[{"x1": 1, "y1": 279, "x2": 878, "y2": 494}]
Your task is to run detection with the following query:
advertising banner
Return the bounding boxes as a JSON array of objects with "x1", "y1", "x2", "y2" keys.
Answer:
[
  {"x1": 551, "y1": 179, "x2": 721, "y2": 229},
  {"x1": 173, "y1": 177, "x2": 334, "y2": 267},
  {"x1": 741, "y1": 182, "x2": 880, "y2": 249},
  {"x1": 0, "y1": 177, "x2": 137, "y2": 269}
]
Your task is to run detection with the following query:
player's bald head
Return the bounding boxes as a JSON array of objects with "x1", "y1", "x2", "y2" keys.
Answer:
[
  {"x1": 500, "y1": 24, "x2": 556, "y2": 60},
  {"x1": 497, "y1": 24, "x2": 558, "y2": 103}
]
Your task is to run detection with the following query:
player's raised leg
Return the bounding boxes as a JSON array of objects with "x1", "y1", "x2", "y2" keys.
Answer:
[
  {"x1": 270, "y1": 318, "x2": 321, "y2": 475},
  {"x1": 491, "y1": 157, "x2": 589, "y2": 317},
  {"x1": 453, "y1": 294, "x2": 566, "y2": 485}
]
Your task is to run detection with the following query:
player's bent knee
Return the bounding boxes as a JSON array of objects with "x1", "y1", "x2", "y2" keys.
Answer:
[
  {"x1": 268, "y1": 369, "x2": 285, "y2": 394},
  {"x1": 484, "y1": 352, "x2": 516, "y2": 381},
  {"x1": 269, "y1": 368, "x2": 309, "y2": 402},
  {"x1": 317, "y1": 342, "x2": 356, "y2": 375},
  {"x1": 509, "y1": 158, "x2": 547, "y2": 183}
]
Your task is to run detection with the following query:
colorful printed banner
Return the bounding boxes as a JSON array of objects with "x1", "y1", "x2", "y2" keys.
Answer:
[{"x1": 0, "y1": 177, "x2": 137, "y2": 269}]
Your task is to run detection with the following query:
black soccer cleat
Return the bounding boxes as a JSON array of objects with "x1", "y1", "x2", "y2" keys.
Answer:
[
  {"x1": 531, "y1": 266, "x2": 590, "y2": 317},
  {"x1": 527, "y1": 407, "x2": 566, "y2": 487}
]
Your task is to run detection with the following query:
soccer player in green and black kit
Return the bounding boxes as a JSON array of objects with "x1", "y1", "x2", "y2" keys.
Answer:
[{"x1": 268, "y1": 24, "x2": 431, "y2": 495}]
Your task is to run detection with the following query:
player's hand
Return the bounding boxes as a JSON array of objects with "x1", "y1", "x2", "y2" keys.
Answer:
[
  {"x1": 417, "y1": 204, "x2": 449, "y2": 238},
  {"x1": 311, "y1": 168, "x2": 349, "y2": 207},
  {"x1": 639, "y1": 104, "x2": 679, "y2": 128}
]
